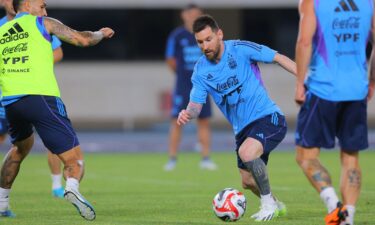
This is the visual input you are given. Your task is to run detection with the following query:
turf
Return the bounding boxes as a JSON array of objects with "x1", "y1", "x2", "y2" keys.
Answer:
[{"x1": 0, "y1": 151, "x2": 374, "y2": 224}]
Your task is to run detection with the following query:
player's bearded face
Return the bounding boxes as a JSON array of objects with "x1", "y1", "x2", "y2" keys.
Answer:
[{"x1": 196, "y1": 27, "x2": 222, "y2": 61}]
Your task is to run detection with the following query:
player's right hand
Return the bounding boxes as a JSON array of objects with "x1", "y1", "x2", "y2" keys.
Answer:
[
  {"x1": 295, "y1": 82, "x2": 305, "y2": 106},
  {"x1": 100, "y1": 28, "x2": 115, "y2": 39},
  {"x1": 177, "y1": 110, "x2": 191, "y2": 126}
]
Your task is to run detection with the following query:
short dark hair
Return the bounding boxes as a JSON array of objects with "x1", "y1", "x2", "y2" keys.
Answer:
[
  {"x1": 12, "y1": 0, "x2": 24, "y2": 12},
  {"x1": 192, "y1": 15, "x2": 219, "y2": 33}
]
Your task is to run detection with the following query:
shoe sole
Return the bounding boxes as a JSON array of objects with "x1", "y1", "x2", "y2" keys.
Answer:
[{"x1": 64, "y1": 191, "x2": 96, "y2": 221}]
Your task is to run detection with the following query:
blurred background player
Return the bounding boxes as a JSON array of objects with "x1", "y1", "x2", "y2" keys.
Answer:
[
  {"x1": 295, "y1": 0, "x2": 374, "y2": 224},
  {"x1": 164, "y1": 4, "x2": 217, "y2": 171},
  {"x1": 177, "y1": 15, "x2": 296, "y2": 221},
  {"x1": 0, "y1": 0, "x2": 114, "y2": 220},
  {"x1": 0, "y1": 0, "x2": 65, "y2": 198}
]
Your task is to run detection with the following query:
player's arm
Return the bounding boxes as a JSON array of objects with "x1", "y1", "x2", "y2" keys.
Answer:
[
  {"x1": 44, "y1": 17, "x2": 114, "y2": 47},
  {"x1": 177, "y1": 102, "x2": 203, "y2": 125},
  {"x1": 273, "y1": 53, "x2": 297, "y2": 76},
  {"x1": 53, "y1": 47, "x2": 63, "y2": 63},
  {"x1": 368, "y1": 10, "x2": 375, "y2": 101},
  {"x1": 295, "y1": 0, "x2": 316, "y2": 105},
  {"x1": 166, "y1": 57, "x2": 177, "y2": 73}
]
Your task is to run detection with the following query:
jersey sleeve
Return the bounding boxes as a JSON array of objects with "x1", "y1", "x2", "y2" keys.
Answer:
[
  {"x1": 234, "y1": 40, "x2": 277, "y2": 63},
  {"x1": 51, "y1": 35, "x2": 62, "y2": 50},
  {"x1": 165, "y1": 31, "x2": 177, "y2": 59},
  {"x1": 189, "y1": 69, "x2": 208, "y2": 104}
]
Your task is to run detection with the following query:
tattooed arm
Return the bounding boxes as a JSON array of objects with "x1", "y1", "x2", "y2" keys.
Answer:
[
  {"x1": 44, "y1": 17, "x2": 114, "y2": 47},
  {"x1": 176, "y1": 102, "x2": 203, "y2": 125}
]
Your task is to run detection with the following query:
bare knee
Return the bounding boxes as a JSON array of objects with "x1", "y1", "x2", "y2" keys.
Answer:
[
  {"x1": 238, "y1": 138, "x2": 263, "y2": 162},
  {"x1": 296, "y1": 147, "x2": 320, "y2": 169},
  {"x1": 340, "y1": 151, "x2": 359, "y2": 168}
]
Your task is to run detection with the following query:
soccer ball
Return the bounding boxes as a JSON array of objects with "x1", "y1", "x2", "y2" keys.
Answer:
[{"x1": 212, "y1": 188, "x2": 246, "y2": 222}]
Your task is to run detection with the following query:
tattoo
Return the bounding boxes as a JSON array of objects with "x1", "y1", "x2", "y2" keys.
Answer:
[
  {"x1": 45, "y1": 17, "x2": 103, "y2": 47},
  {"x1": 243, "y1": 159, "x2": 270, "y2": 195},
  {"x1": 348, "y1": 169, "x2": 361, "y2": 187},
  {"x1": 65, "y1": 165, "x2": 74, "y2": 174},
  {"x1": 0, "y1": 154, "x2": 21, "y2": 188},
  {"x1": 186, "y1": 102, "x2": 203, "y2": 119},
  {"x1": 308, "y1": 160, "x2": 332, "y2": 190}
]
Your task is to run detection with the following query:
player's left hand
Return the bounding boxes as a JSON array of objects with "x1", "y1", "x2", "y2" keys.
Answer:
[
  {"x1": 177, "y1": 110, "x2": 191, "y2": 126},
  {"x1": 367, "y1": 80, "x2": 375, "y2": 102}
]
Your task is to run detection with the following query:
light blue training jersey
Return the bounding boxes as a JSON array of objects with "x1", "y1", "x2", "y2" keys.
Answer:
[
  {"x1": 190, "y1": 40, "x2": 282, "y2": 134},
  {"x1": 307, "y1": 0, "x2": 373, "y2": 101}
]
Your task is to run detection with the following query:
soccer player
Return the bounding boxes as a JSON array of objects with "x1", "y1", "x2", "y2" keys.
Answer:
[
  {"x1": 295, "y1": 0, "x2": 374, "y2": 224},
  {"x1": 177, "y1": 15, "x2": 296, "y2": 221},
  {"x1": 0, "y1": 0, "x2": 114, "y2": 220},
  {"x1": 0, "y1": 0, "x2": 65, "y2": 199},
  {"x1": 164, "y1": 4, "x2": 216, "y2": 171}
]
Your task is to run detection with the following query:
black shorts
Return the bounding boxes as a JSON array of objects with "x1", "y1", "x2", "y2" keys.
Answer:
[
  {"x1": 235, "y1": 112, "x2": 287, "y2": 169},
  {"x1": 5, "y1": 95, "x2": 79, "y2": 154},
  {"x1": 295, "y1": 92, "x2": 368, "y2": 151}
]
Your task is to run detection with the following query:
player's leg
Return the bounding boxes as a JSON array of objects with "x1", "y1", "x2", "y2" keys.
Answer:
[
  {"x1": 0, "y1": 135, "x2": 34, "y2": 217},
  {"x1": 236, "y1": 113, "x2": 287, "y2": 221},
  {"x1": 165, "y1": 118, "x2": 182, "y2": 171},
  {"x1": 238, "y1": 137, "x2": 279, "y2": 221},
  {"x1": 47, "y1": 151, "x2": 64, "y2": 198},
  {"x1": 197, "y1": 117, "x2": 216, "y2": 170},
  {"x1": 295, "y1": 92, "x2": 346, "y2": 224},
  {"x1": 337, "y1": 100, "x2": 368, "y2": 225},
  {"x1": 339, "y1": 151, "x2": 360, "y2": 225},
  {"x1": 56, "y1": 146, "x2": 94, "y2": 220},
  {"x1": 33, "y1": 96, "x2": 95, "y2": 220},
  {"x1": 239, "y1": 168, "x2": 287, "y2": 218},
  {"x1": 165, "y1": 94, "x2": 185, "y2": 171},
  {"x1": 0, "y1": 98, "x2": 35, "y2": 217},
  {"x1": 197, "y1": 98, "x2": 216, "y2": 169}
]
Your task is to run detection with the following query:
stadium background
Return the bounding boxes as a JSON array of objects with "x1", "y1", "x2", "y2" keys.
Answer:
[
  {"x1": 0, "y1": 0, "x2": 374, "y2": 149},
  {"x1": 0, "y1": 1, "x2": 374, "y2": 225}
]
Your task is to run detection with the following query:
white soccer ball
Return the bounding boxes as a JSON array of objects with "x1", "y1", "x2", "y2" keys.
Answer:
[{"x1": 212, "y1": 188, "x2": 246, "y2": 222}]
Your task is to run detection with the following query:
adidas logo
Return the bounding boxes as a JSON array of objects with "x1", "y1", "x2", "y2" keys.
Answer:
[
  {"x1": 207, "y1": 73, "x2": 213, "y2": 80},
  {"x1": 256, "y1": 133, "x2": 264, "y2": 139},
  {"x1": 0, "y1": 22, "x2": 29, "y2": 44},
  {"x1": 335, "y1": 0, "x2": 359, "y2": 12}
]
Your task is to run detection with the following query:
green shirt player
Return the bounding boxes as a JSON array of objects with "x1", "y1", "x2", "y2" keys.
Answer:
[{"x1": 0, "y1": 0, "x2": 114, "y2": 221}]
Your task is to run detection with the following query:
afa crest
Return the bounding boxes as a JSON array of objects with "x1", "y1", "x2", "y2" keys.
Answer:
[{"x1": 228, "y1": 56, "x2": 237, "y2": 69}]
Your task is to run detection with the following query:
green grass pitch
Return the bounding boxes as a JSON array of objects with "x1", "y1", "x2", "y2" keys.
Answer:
[{"x1": 0, "y1": 151, "x2": 374, "y2": 224}]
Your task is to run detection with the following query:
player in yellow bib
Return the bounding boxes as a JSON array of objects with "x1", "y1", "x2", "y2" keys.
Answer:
[
  {"x1": 0, "y1": 0, "x2": 114, "y2": 220},
  {"x1": 0, "y1": 0, "x2": 66, "y2": 199}
]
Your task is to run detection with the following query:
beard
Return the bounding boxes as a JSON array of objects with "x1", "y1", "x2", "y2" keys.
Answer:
[{"x1": 204, "y1": 42, "x2": 221, "y2": 62}]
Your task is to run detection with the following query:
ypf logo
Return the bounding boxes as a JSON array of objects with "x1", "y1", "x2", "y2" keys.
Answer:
[{"x1": 0, "y1": 23, "x2": 29, "y2": 44}]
